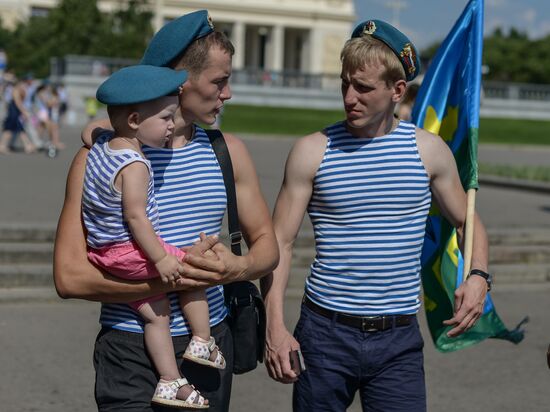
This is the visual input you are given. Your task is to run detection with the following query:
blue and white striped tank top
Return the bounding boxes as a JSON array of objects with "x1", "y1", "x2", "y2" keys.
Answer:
[
  {"x1": 99, "y1": 126, "x2": 228, "y2": 336},
  {"x1": 82, "y1": 134, "x2": 159, "y2": 248},
  {"x1": 306, "y1": 120, "x2": 431, "y2": 315}
]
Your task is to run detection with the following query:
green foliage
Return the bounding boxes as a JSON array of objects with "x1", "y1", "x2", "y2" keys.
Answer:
[
  {"x1": 0, "y1": 17, "x2": 13, "y2": 50},
  {"x1": 48, "y1": 0, "x2": 105, "y2": 56},
  {"x1": 94, "y1": 0, "x2": 154, "y2": 59},
  {"x1": 421, "y1": 27, "x2": 550, "y2": 84},
  {"x1": 8, "y1": 17, "x2": 55, "y2": 78},
  {"x1": 1, "y1": 0, "x2": 153, "y2": 77}
]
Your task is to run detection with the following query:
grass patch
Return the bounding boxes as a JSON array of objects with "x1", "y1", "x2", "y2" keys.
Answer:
[
  {"x1": 479, "y1": 118, "x2": 550, "y2": 146},
  {"x1": 219, "y1": 104, "x2": 344, "y2": 135},
  {"x1": 479, "y1": 163, "x2": 550, "y2": 182},
  {"x1": 216, "y1": 105, "x2": 550, "y2": 146}
]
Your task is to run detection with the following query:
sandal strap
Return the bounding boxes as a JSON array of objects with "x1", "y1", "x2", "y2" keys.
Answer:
[
  {"x1": 207, "y1": 336, "x2": 217, "y2": 352},
  {"x1": 187, "y1": 388, "x2": 206, "y2": 406},
  {"x1": 170, "y1": 377, "x2": 189, "y2": 389}
]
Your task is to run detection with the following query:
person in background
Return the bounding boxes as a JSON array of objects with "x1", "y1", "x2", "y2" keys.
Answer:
[
  {"x1": 396, "y1": 82, "x2": 419, "y2": 121},
  {"x1": 0, "y1": 77, "x2": 36, "y2": 154},
  {"x1": 35, "y1": 82, "x2": 65, "y2": 151}
]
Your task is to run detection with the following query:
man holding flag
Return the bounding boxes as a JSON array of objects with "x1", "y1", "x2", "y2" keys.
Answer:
[{"x1": 262, "y1": 6, "x2": 491, "y2": 412}]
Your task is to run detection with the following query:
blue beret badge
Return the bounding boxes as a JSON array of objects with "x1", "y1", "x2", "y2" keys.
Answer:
[
  {"x1": 400, "y1": 43, "x2": 417, "y2": 77},
  {"x1": 362, "y1": 21, "x2": 377, "y2": 35},
  {"x1": 207, "y1": 13, "x2": 214, "y2": 29}
]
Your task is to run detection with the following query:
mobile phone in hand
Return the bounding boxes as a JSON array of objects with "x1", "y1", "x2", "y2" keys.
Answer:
[{"x1": 289, "y1": 349, "x2": 306, "y2": 375}]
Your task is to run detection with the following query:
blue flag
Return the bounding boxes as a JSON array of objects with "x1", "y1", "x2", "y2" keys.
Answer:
[{"x1": 411, "y1": 0, "x2": 526, "y2": 352}]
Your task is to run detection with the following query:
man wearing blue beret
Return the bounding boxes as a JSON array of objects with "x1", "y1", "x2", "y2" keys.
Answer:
[
  {"x1": 54, "y1": 10, "x2": 279, "y2": 412},
  {"x1": 262, "y1": 19, "x2": 490, "y2": 411}
]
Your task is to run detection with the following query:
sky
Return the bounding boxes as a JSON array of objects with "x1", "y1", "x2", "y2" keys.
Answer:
[{"x1": 353, "y1": 0, "x2": 550, "y2": 50}]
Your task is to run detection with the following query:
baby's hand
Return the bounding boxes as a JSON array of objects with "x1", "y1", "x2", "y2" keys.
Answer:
[{"x1": 155, "y1": 254, "x2": 183, "y2": 283}]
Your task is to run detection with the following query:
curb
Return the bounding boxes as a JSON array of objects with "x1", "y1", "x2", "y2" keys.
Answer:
[
  {"x1": 0, "y1": 287, "x2": 60, "y2": 303},
  {"x1": 479, "y1": 174, "x2": 550, "y2": 194}
]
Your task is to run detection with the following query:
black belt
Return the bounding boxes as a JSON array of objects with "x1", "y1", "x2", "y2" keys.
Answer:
[{"x1": 303, "y1": 295, "x2": 415, "y2": 332}]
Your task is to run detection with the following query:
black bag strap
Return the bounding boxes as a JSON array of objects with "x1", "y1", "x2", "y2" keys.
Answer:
[{"x1": 206, "y1": 129, "x2": 242, "y2": 256}]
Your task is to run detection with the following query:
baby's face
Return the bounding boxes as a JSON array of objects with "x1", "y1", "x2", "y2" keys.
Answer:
[{"x1": 135, "y1": 96, "x2": 179, "y2": 148}]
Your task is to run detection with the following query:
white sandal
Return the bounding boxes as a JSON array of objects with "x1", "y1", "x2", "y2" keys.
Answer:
[
  {"x1": 151, "y1": 377, "x2": 208, "y2": 409},
  {"x1": 183, "y1": 336, "x2": 226, "y2": 369}
]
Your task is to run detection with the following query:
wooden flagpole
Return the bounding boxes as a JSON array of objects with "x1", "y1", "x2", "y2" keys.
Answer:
[{"x1": 462, "y1": 188, "x2": 476, "y2": 279}]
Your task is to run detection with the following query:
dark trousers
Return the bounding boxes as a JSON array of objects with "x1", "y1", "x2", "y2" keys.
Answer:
[
  {"x1": 94, "y1": 320, "x2": 234, "y2": 412},
  {"x1": 293, "y1": 304, "x2": 426, "y2": 412}
]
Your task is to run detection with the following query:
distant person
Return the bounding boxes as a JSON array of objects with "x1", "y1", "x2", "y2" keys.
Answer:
[
  {"x1": 0, "y1": 78, "x2": 36, "y2": 154},
  {"x1": 35, "y1": 82, "x2": 65, "y2": 150},
  {"x1": 85, "y1": 96, "x2": 98, "y2": 121},
  {"x1": 396, "y1": 82, "x2": 419, "y2": 121},
  {"x1": 55, "y1": 83, "x2": 69, "y2": 125},
  {"x1": 83, "y1": 65, "x2": 225, "y2": 409}
]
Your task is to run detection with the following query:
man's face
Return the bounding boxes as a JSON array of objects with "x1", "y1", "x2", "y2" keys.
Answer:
[
  {"x1": 341, "y1": 63, "x2": 398, "y2": 131},
  {"x1": 178, "y1": 46, "x2": 232, "y2": 125},
  {"x1": 134, "y1": 96, "x2": 178, "y2": 148}
]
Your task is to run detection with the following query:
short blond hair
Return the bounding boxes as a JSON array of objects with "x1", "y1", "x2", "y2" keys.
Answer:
[{"x1": 340, "y1": 36, "x2": 406, "y2": 86}]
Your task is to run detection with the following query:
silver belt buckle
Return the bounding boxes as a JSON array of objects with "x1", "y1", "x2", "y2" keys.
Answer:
[{"x1": 361, "y1": 316, "x2": 380, "y2": 332}]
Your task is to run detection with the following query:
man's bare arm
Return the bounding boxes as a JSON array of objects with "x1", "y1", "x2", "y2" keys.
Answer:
[
  {"x1": 261, "y1": 132, "x2": 327, "y2": 384},
  {"x1": 182, "y1": 133, "x2": 279, "y2": 282},
  {"x1": 53, "y1": 148, "x2": 215, "y2": 302},
  {"x1": 80, "y1": 118, "x2": 112, "y2": 147}
]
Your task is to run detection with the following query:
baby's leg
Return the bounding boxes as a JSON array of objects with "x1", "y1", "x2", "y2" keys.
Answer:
[
  {"x1": 179, "y1": 289, "x2": 210, "y2": 341},
  {"x1": 139, "y1": 298, "x2": 207, "y2": 405},
  {"x1": 180, "y1": 291, "x2": 226, "y2": 369}
]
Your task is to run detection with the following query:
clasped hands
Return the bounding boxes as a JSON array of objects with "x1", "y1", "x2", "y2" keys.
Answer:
[{"x1": 162, "y1": 232, "x2": 246, "y2": 289}]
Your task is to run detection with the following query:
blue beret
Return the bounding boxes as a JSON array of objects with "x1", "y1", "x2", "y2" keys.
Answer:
[
  {"x1": 351, "y1": 20, "x2": 421, "y2": 81},
  {"x1": 96, "y1": 65, "x2": 187, "y2": 105},
  {"x1": 141, "y1": 9, "x2": 214, "y2": 67}
]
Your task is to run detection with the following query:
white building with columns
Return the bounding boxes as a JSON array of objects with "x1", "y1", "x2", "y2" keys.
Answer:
[
  {"x1": 0, "y1": 0, "x2": 355, "y2": 77},
  {"x1": 0, "y1": 0, "x2": 356, "y2": 121}
]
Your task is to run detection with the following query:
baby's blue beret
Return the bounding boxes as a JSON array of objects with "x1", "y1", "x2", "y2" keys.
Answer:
[
  {"x1": 351, "y1": 19, "x2": 421, "y2": 81},
  {"x1": 141, "y1": 9, "x2": 214, "y2": 67},
  {"x1": 96, "y1": 65, "x2": 187, "y2": 105}
]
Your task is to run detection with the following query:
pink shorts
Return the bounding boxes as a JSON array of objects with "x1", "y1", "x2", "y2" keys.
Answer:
[{"x1": 88, "y1": 237, "x2": 185, "y2": 310}]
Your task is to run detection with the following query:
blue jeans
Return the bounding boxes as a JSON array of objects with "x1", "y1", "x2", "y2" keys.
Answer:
[{"x1": 293, "y1": 304, "x2": 426, "y2": 412}]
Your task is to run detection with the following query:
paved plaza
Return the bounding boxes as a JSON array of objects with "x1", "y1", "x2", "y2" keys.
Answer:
[
  {"x1": 1, "y1": 284, "x2": 549, "y2": 412},
  {"x1": 1, "y1": 123, "x2": 549, "y2": 411}
]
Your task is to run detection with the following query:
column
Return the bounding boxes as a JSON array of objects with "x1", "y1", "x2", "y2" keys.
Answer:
[
  {"x1": 309, "y1": 28, "x2": 323, "y2": 75},
  {"x1": 271, "y1": 25, "x2": 284, "y2": 72},
  {"x1": 232, "y1": 21, "x2": 245, "y2": 70},
  {"x1": 153, "y1": 0, "x2": 164, "y2": 32}
]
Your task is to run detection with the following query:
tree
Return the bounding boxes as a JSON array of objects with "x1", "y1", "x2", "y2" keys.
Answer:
[
  {"x1": 2, "y1": 0, "x2": 153, "y2": 77},
  {"x1": 94, "y1": 0, "x2": 154, "y2": 59},
  {"x1": 7, "y1": 16, "x2": 55, "y2": 78},
  {"x1": 421, "y1": 27, "x2": 550, "y2": 85}
]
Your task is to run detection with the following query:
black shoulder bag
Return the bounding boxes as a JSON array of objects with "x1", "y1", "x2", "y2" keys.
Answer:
[{"x1": 206, "y1": 129, "x2": 266, "y2": 374}]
